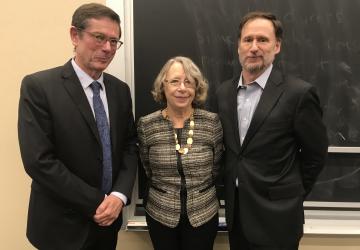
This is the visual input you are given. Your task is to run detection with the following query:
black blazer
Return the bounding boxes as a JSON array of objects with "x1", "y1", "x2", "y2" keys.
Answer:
[
  {"x1": 18, "y1": 60, "x2": 138, "y2": 250},
  {"x1": 215, "y1": 68, "x2": 328, "y2": 246}
]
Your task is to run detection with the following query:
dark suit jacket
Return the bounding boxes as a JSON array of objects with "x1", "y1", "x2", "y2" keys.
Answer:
[
  {"x1": 214, "y1": 68, "x2": 328, "y2": 246},
  {"x1": 18, "y1": 60, "x2": 138, "y2": 250}
]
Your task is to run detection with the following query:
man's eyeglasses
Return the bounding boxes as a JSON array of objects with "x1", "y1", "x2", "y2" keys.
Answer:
[
  {"x1": 77, "y1": 28, "x2": 123, "y2": 49},
  {"x1": 164, "y1": 78, "x2": 196, "y2": 88}
]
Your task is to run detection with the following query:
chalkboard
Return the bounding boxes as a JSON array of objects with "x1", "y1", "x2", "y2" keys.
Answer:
[{"x1": 134, "y1": 0, "x2": 360, "y2": 204}]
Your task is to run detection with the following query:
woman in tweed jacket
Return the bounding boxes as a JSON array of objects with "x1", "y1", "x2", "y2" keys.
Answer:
[{"x1": 137, "y1": 56, "x2": 223, "y2": 250}]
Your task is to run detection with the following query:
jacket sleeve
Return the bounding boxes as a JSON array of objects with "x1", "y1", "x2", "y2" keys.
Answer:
[
  {"x1": 137, "y1": 117, "x2": 151, "y2": 178},
  {"x1": 294, "y1": 86, "x2": 328, "y2": 195},
  {"x1": 212, "y1": 114, "x2": 224, "y2": 178},
  {"x1": 111, "y1": 86, "x2": 138, "y2": 206},
  {"x1": 212, "y1": 114, "x2": 224, "y2": 201}
]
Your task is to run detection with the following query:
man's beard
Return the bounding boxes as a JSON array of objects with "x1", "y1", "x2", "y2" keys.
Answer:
[{"x1": 243, "y1": 62, "x2": 265, "y2": 74}]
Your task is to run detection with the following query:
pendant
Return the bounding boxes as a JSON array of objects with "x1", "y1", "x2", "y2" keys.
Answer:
[{"x1": 187, "y1": 138, "x2": 193, "y2": 145}]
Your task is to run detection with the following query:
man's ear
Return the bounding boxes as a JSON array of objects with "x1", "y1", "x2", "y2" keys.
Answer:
[
  {"x1": 275, "y1": 40, "x2": 281, "y2": 54},
  {"x1": 70, "y1": 26, "x2": 79, "y2": 47}
]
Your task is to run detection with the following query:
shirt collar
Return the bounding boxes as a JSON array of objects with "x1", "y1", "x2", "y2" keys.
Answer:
[
  {"x1": 238, "y1": 64, "x2": 273, "y2": 90},
  {"x1": 71, "y1": 58, "x2": 105, "y2": 90}
]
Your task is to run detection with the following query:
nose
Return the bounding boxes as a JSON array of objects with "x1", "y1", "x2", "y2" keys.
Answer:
[
  {"x1": 250, "y1": 41, "x2": 259, "y2": 51},
  {"x1": 178, "y1": 81, "x2": 187, "y2": 90},
  {"x1": 102, "y1": 40, "x2": 112, "y2": 51}
]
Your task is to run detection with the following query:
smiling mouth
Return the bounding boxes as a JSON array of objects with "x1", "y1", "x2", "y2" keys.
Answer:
[
  {"x1": 97, "y1": 58, "x2": 110, "y2": 62},
  {"x1": 95, "y1": 55, "x2": 112, "y2": 61},
  {"x1": 175, "y1": 96, "x2": 191, "y2": 101}
]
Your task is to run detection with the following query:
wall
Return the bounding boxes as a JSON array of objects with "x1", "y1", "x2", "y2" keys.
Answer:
[{"x1": 1, "y1": 0, "x2": 360, "y2": 249}]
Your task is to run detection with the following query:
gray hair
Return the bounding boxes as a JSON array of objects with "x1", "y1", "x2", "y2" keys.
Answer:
[{"x1": 151, "y1": 56, "x2": 208, "y2": 107}]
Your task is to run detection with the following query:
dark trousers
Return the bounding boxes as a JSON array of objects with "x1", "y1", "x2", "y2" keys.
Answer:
[
  {"x1": 81, "y1": 218, "x2": 122, "y2": 250},
  {"x1": 228, "y1": 189, "x2": 299, "y2": 250},
  {"x1": 146, "y1": 212, "x2": 218, "y2": 250}
]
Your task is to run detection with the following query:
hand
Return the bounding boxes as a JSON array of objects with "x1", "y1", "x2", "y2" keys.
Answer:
[{"x1": 93, "y1": 194, "x2": 124, "y2": 226}]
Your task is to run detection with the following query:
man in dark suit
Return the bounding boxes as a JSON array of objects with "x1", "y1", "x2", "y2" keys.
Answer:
[
  {"x1": 18, "y1": 3, "x2": 138, "y2": 250},
  {"x1": 214, "y1": 11, "x2": 328, "y2": 249}
]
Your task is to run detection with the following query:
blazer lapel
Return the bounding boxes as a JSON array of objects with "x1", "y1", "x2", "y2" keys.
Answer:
[
  {"x1": 104, "y1": 76, "x2": 118, "y2": 151},
  {"x1": 230, "y1": 77, "x2": 241, "y2": 152},
  {"x1": 61, "y1": 61, "x2": 101, "y2": 145},
  {"x1": 241, "y1": 69, "x2": 285, "y2": 151}
]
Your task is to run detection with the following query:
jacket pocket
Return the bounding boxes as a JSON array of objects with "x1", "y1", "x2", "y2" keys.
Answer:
[
  {"x1": 199, "y1": 183, "x2": 215, "y2": 193},
  {"x1": 268, "y1": 182, "x2": 305, "y2": 200},
  {"x1": 150, "y1": 184, "x2": 167, "y2": 193}
]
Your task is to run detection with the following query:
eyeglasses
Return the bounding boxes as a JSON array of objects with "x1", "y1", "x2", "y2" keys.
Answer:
[
  {"x1": 77, "y1": 28, "x2": 123, "y2": 49},
  {"x1": 164, "y1": 78, "x2": 195, "y2": 88}
]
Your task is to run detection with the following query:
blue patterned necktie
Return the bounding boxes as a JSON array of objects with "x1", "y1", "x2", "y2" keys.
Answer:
[{"x1": 90, "y1": 81, "x2": 112, "y2": 193}]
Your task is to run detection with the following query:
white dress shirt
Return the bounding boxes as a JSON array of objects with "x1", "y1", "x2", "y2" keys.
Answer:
[{"x1": 71, "y1": 59, "x2": 127, "y2": 205}]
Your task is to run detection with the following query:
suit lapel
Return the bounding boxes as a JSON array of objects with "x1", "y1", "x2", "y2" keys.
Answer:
[
  {"x1": 229, "y1": 77, "x2": 241, "y2": 153},
  {"x1": 104, "y1": 75, "x2": 118, "y2": 152},
  {"x1": 241, "y1": 69, "x2": 285, "y2": 151},
  {"x1": 61, "y1": 61, "x2": 101, "y2": 145}
]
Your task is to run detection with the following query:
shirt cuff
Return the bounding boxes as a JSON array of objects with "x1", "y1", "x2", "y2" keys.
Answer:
[{"x1": 111, "y1": 191, "x2": 128, "y2": 205}]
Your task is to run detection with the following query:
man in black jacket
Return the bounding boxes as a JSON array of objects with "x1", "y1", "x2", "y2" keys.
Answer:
[
  {"x1": 18, "y1": 3, "x2": 138, "y2": 249},
  {"x1": 214, "y1": 11, "x2": 328, "y2": 250}
]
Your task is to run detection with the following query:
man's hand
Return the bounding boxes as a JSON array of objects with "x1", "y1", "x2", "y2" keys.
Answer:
[{"x1": 93, "y1": 194, "x2": 124, "y2": 226}]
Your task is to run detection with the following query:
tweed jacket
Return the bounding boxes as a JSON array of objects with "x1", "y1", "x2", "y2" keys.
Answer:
[{"x1": 137, "y1": 109, "x2": 223, "y2": 228}]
